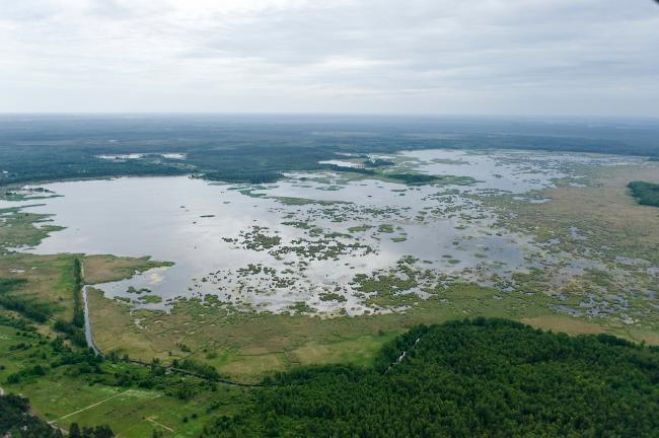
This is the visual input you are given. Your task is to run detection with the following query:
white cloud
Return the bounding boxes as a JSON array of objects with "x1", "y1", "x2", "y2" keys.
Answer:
[{"x1": 1, "y1": 0, "x2": 658, "y2": 115}]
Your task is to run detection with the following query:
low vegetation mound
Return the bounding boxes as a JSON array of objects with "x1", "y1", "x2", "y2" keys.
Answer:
[
  {"x1": 628, "y1": 181, "x2": 659, "y2": 207},
  {"x1": 202, "y1": 318, "x2": 659, "y2": 437}
]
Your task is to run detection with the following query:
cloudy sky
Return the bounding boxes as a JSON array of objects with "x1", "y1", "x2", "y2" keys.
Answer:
[{"x1": 1, "y1": 0, "x2": 658, "y2": 115}]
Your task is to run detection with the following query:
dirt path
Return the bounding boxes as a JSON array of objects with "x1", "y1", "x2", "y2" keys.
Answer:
[
  {"x1": 51, "y1": 390, "x2": 128, "y2": 423},
  {"x1": 146, "y1": 417, "x2": 175, "y2": 433},
  {"x1": 385, "y1": 336, "x2": 422, "y2": 374},
  {"x1": 79, "y1": 259, "x2": 101, "y2": 356}
]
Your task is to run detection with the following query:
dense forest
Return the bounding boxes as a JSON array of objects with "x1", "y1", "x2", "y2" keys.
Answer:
[
  {"x1": 202, "y1": 318, "x2": 659, "y2": 437},
  {"x1": 628, "y1": 181, "x2": 659, "y2": 207},
  {"x1": 1, "y1": 115, "x2": 658, "y2": 185}
]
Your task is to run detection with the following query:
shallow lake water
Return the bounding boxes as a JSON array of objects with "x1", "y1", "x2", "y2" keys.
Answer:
[{"x1": 4, "y1": 149, "x2": 645, "y2": 315}]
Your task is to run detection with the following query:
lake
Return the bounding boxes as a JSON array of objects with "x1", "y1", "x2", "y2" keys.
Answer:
[{"x1": 4, "y1": 148, "x2": 643, "y2": 315}]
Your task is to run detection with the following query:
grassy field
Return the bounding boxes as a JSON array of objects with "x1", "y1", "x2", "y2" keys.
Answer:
[
  {"x1": 88, "y1": 279, "x2": 638, "y2": 383},
  {"x1": 0, "y1": 253, "x2": 77, "y2": 331},
  {"x1": 0, "y1": 323, "x2": 248, "y2": 437}
]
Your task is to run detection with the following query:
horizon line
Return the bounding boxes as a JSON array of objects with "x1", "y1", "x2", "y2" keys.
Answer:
[{"x1": 0, "y1": 112, "x2": 658, "y2": 122}]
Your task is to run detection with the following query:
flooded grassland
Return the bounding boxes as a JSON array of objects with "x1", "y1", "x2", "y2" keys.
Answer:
[{"x1": 1, "y1": 149, "x2": 657, "y2": 379}]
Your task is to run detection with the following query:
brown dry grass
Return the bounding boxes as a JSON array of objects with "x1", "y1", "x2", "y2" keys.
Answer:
[
  {"x1": 88, "y1": 280, "x2": 654, "y2": 382},
  {"x1": 522, "y1": 315, "x2": 606, "y2": 336},
  {"x1": 87, "y1": 289, "x2": 163, "y2": 359},
  {"x1": 83, "y1": 255, "x2": 172, "y2": 284},
  {"x1": 515, "y1": 164, "x2": 659, "y2": 263}
]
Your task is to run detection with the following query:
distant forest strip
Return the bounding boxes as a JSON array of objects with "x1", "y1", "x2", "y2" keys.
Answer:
[
  {"x1": 628, "y1": 181, "x2": 659, "y2": 207},
  {"x1": 1, "y1": 116, "x2": 658, "y2": 185},
  {"x1": 201, "y1": 318, "x2": 659, "y2": 437}
]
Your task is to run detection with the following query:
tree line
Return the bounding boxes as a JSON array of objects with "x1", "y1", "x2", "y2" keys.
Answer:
[{"x1": 628, "y1": 180, "x2": 659, "y2": 207}]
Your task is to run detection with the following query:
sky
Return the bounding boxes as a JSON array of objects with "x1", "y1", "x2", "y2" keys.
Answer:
[{"x1": 1, "y1": 0, "x2": 658, "y2": 116}]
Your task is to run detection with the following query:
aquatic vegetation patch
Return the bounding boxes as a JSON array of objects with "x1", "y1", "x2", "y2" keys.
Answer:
[
  {"x1": 377, "y1": 224, "x2": 395, "y2": 233},
  {"x1": 347, "y1": 224, "x2": 373, "y2": 233},
  {"x1": 274, "y1": 196, "x2": 350, "y2": 206},
  {"x1": 126, "y1": 286, "x2": 152, "y2": 295},
  {"x1": 269, "y1": 237, "x2": 375, "y2": 261},
  {"x1": 138, "y1": 294, "x2": 163, "y2": 304},
  {"x1": 383, "y1": 173, "x2": 476, "y2": 186},
  {"x1": 319, "y1": 292, "x2": 347, "y2": 302},
  {"x1": 240, "y1": 226, "x2": 282, "y2": 251}
]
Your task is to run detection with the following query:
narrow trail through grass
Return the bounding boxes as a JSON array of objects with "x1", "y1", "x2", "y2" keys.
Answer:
[
  {"x1": 51, "y1": 390, "x2": 130, "y2": 423},
  {"x1": 145, "y1": 417, "x2": 175, "y2": 433}
]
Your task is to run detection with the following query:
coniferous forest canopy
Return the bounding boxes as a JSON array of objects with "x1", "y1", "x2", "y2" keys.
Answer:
[{"x1": 201, "y1": 319, "x2": 659, "y2": 437}]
